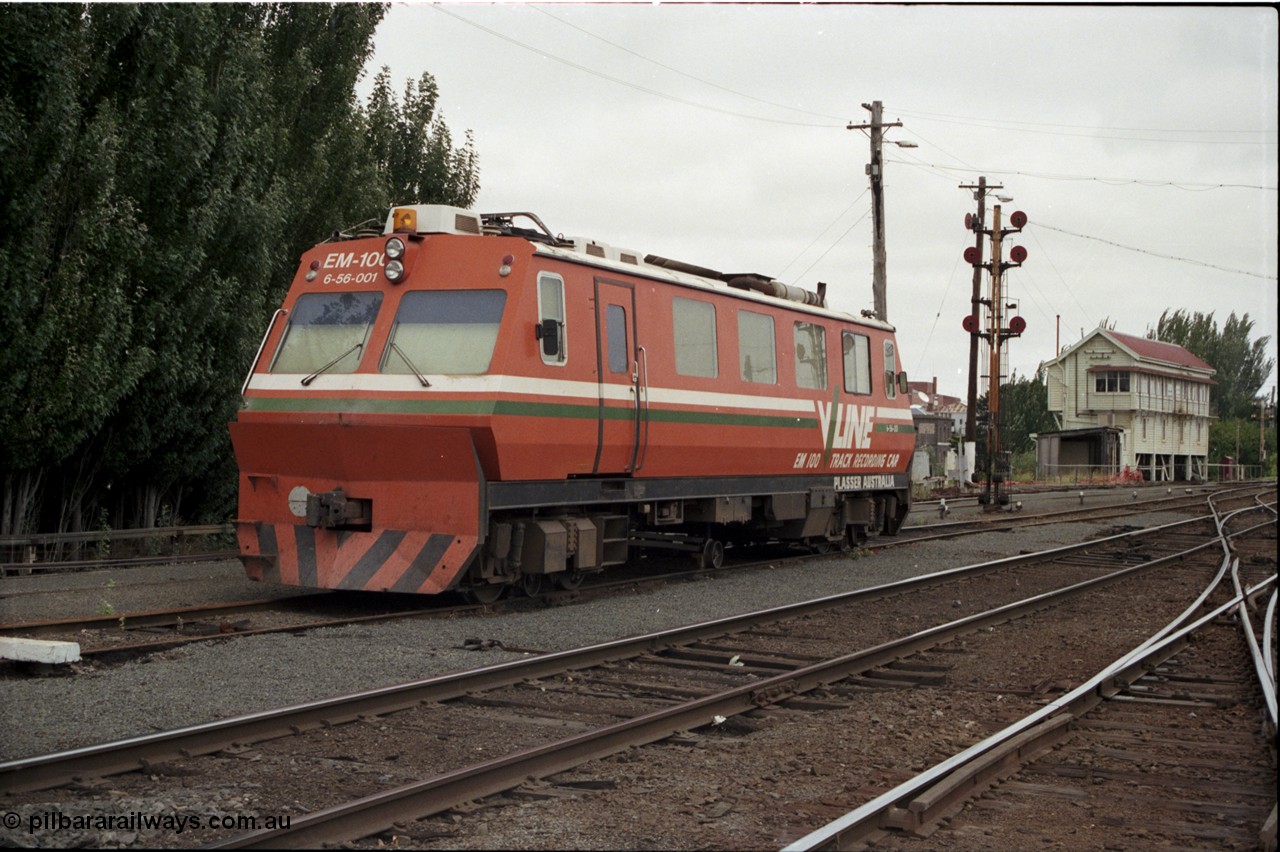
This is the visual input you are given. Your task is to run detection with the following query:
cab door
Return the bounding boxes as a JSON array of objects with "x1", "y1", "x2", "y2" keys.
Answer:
[{"x1": 592, "y1": 279, "x2": 642, "y2": 474}]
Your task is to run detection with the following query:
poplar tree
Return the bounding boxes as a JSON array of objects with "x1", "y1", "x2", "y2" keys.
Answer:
[
  {"x1": 1148, "y1": 309, "x2": 1274, "y2": 420},
  {"x1": 0, "y1": 3, "x2": 482, "y2": 534}
]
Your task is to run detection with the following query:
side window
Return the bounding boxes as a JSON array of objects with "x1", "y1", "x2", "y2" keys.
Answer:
[
  {"x1": 537, "y1": 272, "x2": 566, "y2": 365},
  {"x1": 884, "y1": 339, "x2": 897, "y2": 398},
  {"x1": 672, "y1": 297, "x2": 717, "y2": 378},
  {"x1": 793, "y1": 322, "x2": 827, "y2": 390},
  {"x1": 843, "y1": 332, "x2": 871, "y2": 394},
  {"x1": 606, "y1": 304, "x2": 628, "y2": 374},
  {"x1": 738, "y1": 310, "x2": 776, "y2": 384}
]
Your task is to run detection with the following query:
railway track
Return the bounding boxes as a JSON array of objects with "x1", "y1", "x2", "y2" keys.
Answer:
[
  {"x1": 1, "y1": 495, "x2": 1272, "y2": 848},
  {"x1": 0, "y1": 482, "x2": 1246, "y2": 581},
  {"x1": 888, "y1": 482, "x2": 1262, "y2": 548},
  {"x1": 787, "y1": 494, "x2": 1277, "y2": 851},
  {"x1": 4, "y1": 486, "x2": 1262, "y2": 667}
]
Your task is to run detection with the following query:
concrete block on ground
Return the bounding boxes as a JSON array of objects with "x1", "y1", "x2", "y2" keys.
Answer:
[{"x1": 0, "y1": 636, "x2": 81, "y2": 664}]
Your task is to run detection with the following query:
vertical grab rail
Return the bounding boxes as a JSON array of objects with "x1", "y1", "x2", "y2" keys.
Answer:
[
  {"x1": 240, "y1": 308, "x2": 287, "y2": 396},
  {"x1": 634, "y1": 345, "x2": 650, "y2": 473}
]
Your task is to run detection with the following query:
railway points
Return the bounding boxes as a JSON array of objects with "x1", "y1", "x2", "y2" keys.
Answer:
[{"x1": 0, "y1": 485, "x2": 1272, "y2": 849}]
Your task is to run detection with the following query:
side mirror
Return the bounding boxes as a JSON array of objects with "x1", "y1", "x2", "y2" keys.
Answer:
[
  {"x1": 897, "y1": 371, "x2": 909, "y2": 394},
  {"x1": 536, "y1": 318, "x2": 560, "y2": 357}
]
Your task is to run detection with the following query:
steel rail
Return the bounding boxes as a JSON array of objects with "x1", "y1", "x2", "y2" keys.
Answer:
[
  {"x1": 0, "y1": 597, "x2": 321, "y2": 639},
  {"x1": 884, "y1": 486, "x2": 1269, "y2": 551},
  {"x1": 0, "y1": 524, "x2": 231, "y2": 548},
  {"x1": 0, "y1": 513, "x2": 1229, "y2": 796},
  {"x1": 784, "y1": 495, "x2": 1276, "y2": 850},
  {"x1": 1, "y1": 550, "x2": 240, "y2": 576},
  {"x1": 1234, "y1": 561, "x2": 1279, "y2": 729},
  {"x1": 782, "y1": 587, "x2": 1251, "y2": 851},
  {"x1": 210, "y1": 524, "x2": 1234, "y2": 849},
  {"x1": 1263, "y1": 590, "x2": 1277, "y2": 691}
]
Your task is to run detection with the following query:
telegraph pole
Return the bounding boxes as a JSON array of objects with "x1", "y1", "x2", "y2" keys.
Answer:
[
  {"x1": 958, "y1": 177, "x2": 1002, "y2": 443},
  {"x1": 848, "y1": 101, "x2": 905, "y2": 322}
]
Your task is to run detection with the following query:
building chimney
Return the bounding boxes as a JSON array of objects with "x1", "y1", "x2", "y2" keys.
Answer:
[{"x1": 931, "y1": 377, "x2": 938, "y2": 411}]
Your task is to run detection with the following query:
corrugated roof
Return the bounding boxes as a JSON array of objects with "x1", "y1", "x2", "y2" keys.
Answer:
[{"x1": 1105, "y1": 330, "x2": 1215, "y2": 373}]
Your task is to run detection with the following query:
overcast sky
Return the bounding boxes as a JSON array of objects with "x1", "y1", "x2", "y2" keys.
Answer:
[{"x1": 361, "y1": 3, "x2": 1278, "y2": 401}]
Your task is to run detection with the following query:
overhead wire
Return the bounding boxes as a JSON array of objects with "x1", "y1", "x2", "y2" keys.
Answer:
[
  {"x1": 795, "y1": 208, "x2": 873, "y2": 282},
  {"x1": 1031, "y1": 222, "x2": 1278, "y2": 280},
  {"x1": 886, "y1": 159, "x2": 1278, "y2": 191},
  {"x1": 912, "y1": 247, "x2": 965, "y2": 378},
  {"x1": 893, "y1": 106, "x2": 1277, "y2": 135},
  {"x1": 894, "y1": 108, "x2": 1278, "y2": 145},
  {"x1": 528, "y1": 5, "x2": 847, "y2": 123},
  {"x1": 1023, "y1": 227, "x2": 1106, "y2": 329},
  {"x1": 431, "y1": 5, "x2": 840, "y2": 128},
  {"x1": 778, "y1": 188, "x2": 870, "y2": 281},
  {"x1": 428, "y1": 8, "x2": 1274, "y2": 293}
]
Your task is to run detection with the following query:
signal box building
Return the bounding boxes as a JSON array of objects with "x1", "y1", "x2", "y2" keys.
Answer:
[{"x1": 1037, "y1": 328, "x2": 1215, "y2": 481}]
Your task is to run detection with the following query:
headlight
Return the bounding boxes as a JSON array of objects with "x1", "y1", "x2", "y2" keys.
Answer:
[
  {"x1": 385, "y1": 237, "x2": 406, "y2": 260},
  {"x1": 384, "y1": 259, "x2": 405, "y2": 284}
]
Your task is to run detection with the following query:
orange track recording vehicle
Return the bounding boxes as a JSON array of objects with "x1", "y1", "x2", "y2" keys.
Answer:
[{"x1": 230, "y1": 206, "x2": 914, "y2": 601}]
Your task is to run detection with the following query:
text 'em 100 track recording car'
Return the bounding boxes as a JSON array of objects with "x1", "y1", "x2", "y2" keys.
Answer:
[{"x1": 230, "y1": 205, "x2": 915, "y2": 601}]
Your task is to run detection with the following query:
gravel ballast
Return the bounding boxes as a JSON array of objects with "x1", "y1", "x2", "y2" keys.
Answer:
[{"x1": 0, "y1": 511, "x2": 1196, "y2": 762}]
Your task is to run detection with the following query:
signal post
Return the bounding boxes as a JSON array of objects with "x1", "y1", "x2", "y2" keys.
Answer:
[{"x1": 962, "y1": 205, "x2": 1028, "y2": 508}]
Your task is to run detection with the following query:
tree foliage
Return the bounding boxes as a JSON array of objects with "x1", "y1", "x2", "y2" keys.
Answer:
[
  {"x1": 0, "y1": 4, "x2": 481, "y2": 534},
  {"x1": 1147, "y1": 309, "x2": 1274, "y2": 420},
  {"x1": 975, "y1": 369, "x2": 1057, "y2": 456}
]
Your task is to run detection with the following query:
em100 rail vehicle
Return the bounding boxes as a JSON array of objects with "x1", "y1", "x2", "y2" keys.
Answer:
[{"x1": 230, "y1": 205, "x2": 915, "y2": 601}]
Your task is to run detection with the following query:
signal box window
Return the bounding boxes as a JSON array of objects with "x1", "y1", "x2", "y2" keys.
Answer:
[
  {"x1": 271, "y1": 292, "x2": 382, "y2": 374},
  {"x1": 672, "y1": 297, "x2": 717, "y2": 378},
  {"x1": 537, "y1": 273, "x2": 566, "y2": 365},
  {"x1": 793, "y1": 322, "x2": 827, "y2": 390},
  {"x1": 738, "y1": 310, "x2": 776, "y2": 384},
  {"x1": 1094, "y1": 370, "x2": 1130, "y2": 393},
  {"x1": 884, "y1": 339, "x2": 897, "y2": 399},
  {"x1": 381, "y1": 290, "x2": 506, "y2": 375},
  {"x1": 842, "y1": 332, "x2": 872, "y2": 394}
]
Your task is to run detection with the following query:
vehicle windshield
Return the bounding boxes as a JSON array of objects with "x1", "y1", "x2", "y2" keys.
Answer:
[
  {"x1": 270, "y1": 292, "x2": 382, "y2": 374},
  {"x1": 381, "y1": 290, "x2": 506, "y2": 375}
]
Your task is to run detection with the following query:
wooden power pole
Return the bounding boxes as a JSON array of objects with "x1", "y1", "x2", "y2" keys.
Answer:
[{"x1": 848, "y1": 101, "x2": 903, "y2": 322}]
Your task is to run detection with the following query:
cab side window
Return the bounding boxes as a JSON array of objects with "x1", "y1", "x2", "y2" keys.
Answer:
[
  {"x1": 883, "y1": 339, "x2": 897, "y2": 399},
  {"x1": 842, "y1": 331, "x2": 872, "y2": 394},
  {"x1": 537, "y1": 272, "x2": 566, "y2": 365},
  {"x1": 793, "y1": 322, "x2": 827, "y2": 390}
]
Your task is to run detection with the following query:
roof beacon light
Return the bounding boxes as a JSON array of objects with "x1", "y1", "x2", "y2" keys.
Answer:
[{"x1": 391, "y1": 207, "x2": 417, "y2": 233}]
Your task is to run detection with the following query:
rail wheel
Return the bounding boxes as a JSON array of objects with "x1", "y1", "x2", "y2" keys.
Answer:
[
  {"x1": 699, "y1": 539, "x2": 725, "y2": 570},
  {"x1": 466, "y1": 583, "x2": 505, "y2": 605},
  {"x1": 554, "y1": 570, "x2": 585, "y2": 591},
  {"x1": 519, "y1": 572, "x2": 544, "y2": 597}
]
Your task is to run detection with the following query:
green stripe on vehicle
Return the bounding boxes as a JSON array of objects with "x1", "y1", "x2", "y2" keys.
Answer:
[{"x1": 242, "y1": 396, "x2": 815, "y2": 429}]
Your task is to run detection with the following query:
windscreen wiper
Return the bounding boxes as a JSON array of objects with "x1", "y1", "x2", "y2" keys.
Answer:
[
  {"x1": 390, "y1": 341, "x2": 431, "y2": 387},
  {"x1": 301, "y1": 343, "x2": 362, "y2": 386}
]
